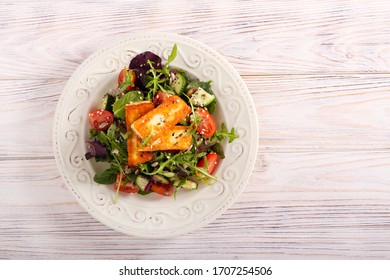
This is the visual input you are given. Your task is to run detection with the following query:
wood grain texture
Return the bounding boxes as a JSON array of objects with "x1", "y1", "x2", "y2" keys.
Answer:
[
  {"x1": 1, "y1": 0, "x2": 390, "y2": 259},
  {"x1": 1, "y1": 0, "x2": 390, "y2": 79},
  {"x1": 1, "y1": 152, "x2": 390, "y2": 259}
]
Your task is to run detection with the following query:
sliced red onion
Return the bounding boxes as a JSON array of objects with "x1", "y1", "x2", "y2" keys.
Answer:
[{"x1": 144, "y1": 178, "x2": 153, "y2": 192}]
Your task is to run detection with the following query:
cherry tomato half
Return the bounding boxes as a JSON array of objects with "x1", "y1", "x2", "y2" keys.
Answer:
[
  {"x1": 151, "y1": 182, "x2": 174, "y2": 196},
  {"x1": 153, "y1": 92, "x2": 172, "y2": 107},
  {"x1": 118, "y1": 68, "x2": 136, "y2": 91},
  {"x1": 114, "y1": 173, "x2": 139, "y2": 193},
  {"x1": 195, "y1": 108, "x2": 217, "y2": 138},
  {"x1": 197, "y1": 153, "x2": 219, "y2": 175},
  {"x1": 88, "y1": 109, "x2": 114, "y2": 131}
]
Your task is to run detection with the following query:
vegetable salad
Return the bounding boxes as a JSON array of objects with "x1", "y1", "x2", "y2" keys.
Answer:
[{"x1": 85, "y1": 44, "x2": 238, "y2": 202}]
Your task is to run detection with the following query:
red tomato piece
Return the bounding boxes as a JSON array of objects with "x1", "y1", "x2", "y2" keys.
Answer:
[
  {"x1": 114, "y1": 173, "x2": 139, "y2": 193},
  {"x1": 88, "y1": 109, "x2": 114, "y2": 131},
  {"x1": 152, "y1": 92, "x2": 171, "y2": 107},
  {"x1": 197, "y1": 153, "x2": 219, "y2": 175},
  {"x1": 118, "y1": 68, "x2": 136, "y2": 91},
  {"x1": 151, "y1": 182, "x2": 174, "y2": 196},
  {"x1": 195, "y1": 108, "x2": 217, "y2": 138}
]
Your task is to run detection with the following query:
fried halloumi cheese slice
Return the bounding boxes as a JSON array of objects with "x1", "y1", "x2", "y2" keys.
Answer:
[
  {"x1": 137, "y1": 126, "x2": 192, "y2": 152},
  {"x1": 130, "y1": 95, "x2": 191, "y2": 144},
  {"x1": 125, "y1": 101, "x2": 155, "y2": 129},
  {"x1": 125, "y1": 102, "x2": 155, "y2": 166},
  {"x1": 127, "y1": 133, "x2": 154, "y2": 165}
]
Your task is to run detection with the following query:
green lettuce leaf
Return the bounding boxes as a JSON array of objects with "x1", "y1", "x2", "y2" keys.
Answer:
[{"x1": 112, "y1": 91, "x2": 144, "y2": 118}]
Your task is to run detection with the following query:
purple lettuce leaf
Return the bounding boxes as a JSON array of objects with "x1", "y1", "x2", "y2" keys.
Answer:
[
  {"x1": 129, "y1": 51, "x2": 162, "y2": 89},
  {"x1": 85, "y1": 141, "x2": 108, "y2": 160}
]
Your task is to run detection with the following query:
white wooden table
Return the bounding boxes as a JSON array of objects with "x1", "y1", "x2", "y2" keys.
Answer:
[{"x1": 1, "y1": 0, "x2": 390, "y2": 259}]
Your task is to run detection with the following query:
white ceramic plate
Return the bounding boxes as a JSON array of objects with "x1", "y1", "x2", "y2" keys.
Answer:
[{"x1": 53, "y1": 33, "x2": 258, "y2": 238}]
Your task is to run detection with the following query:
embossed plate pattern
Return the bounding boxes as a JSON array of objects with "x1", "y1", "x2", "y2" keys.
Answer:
[{"x1": 53, "y1": 33, "x2": 258, "y2": 238}]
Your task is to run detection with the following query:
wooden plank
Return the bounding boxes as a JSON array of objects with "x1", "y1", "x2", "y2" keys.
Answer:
[
  {"x1": 2, "y1": 152, "x2": 389, "y2": 207},
  {"x1": 240, "y1": 151, "x2": 390, "y2": 206},
  {"x1": 1, "y1": 152, "x2": 390, "y2": 259},
  {"x1": 1, "y1": 1, "x2": 390, "y2": 79},
  {"x1": 0, "y1": 158, "x2": 75, "y2": 207},
  {"x1": 245, "y1": 74, "x2": 390, "y2": 152},
  {"x1": 1, "y1": 74, "x2": 390, "y2": 157},
  {"x1": 0, "y1": 79, "x2": 60, "y2": 158},
  {"x1": 2, "y1": 205, "x2": 390, "y2": 259}
]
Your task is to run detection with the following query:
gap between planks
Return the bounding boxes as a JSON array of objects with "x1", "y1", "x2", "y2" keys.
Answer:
[
  {"x1": 1, "y1": 148, "x2": 390, "y2": 162},
  {"x1": 2, "y1": 73, "x2": 390, "y2": 81}
]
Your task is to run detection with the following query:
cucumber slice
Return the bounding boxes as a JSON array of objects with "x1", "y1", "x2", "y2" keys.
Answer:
[
  {"x1": 191, "y1": 87, "x2": 215, "y2": 107},
  {"x1": 185, "y1": 81, "x2": 213, "y2": 94},
  {"x1": 135, "y1": 175, "x2": 150, "y2": 191},
  {"x1": 173, "y1": 179, "x2": 198, "y2": 190},
  {"x1": 159, "y1": 171, "x2": 176, "y2": 179},
  {"x1": 98, "y1": 94, "x2": 115, "y2": 112},
  {"x1": 170, "y1": 72, "x2": 187, "y2": 94},
  {"x1": 152, "y1": 174, "x2": 170, "y2": 184}
]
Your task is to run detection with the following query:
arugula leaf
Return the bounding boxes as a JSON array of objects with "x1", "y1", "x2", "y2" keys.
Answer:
[
  {"x1": 144, "y1": 45, "x2": 178, "y2": 100},
  {"x1": 139, "y1": 131, "x2": 153, "y2": 148},
  {"x1": 182, "y1": 93, "x2": 200, "y2": 135},
  {"x1": 107, "y1": 123, "x2": 116, "y2": 139},
  {"x1": 145, "y1": 60, "x2": 160, "y2": 100},
  {"x1": 213, "y1": 123, "x2": 239, "y2": 143},
  {"x1": 173, "y1": 178, "x2": 187, "y2": 199},
  {"x1": 138, "y1": 162, "x2": 152, "y2": 173},
  {"x1": 112, "y1": 90, "x2": 144, "y2": 118},
  {"x1": 166, "y1": 44, "x2": 177, "y2": 66},
  {"x1": 93, "y1": 168, "x2": 118, "y2": 184},
  {"x1": 141, "y1": 151, "x2": 217, "y2": 182}
]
